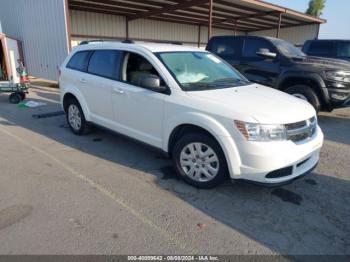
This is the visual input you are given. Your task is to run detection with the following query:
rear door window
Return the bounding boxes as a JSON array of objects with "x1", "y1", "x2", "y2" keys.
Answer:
[
  {"x1": 66, "y1": 51, "x2": 91, "y2": 71},
  {"x1": 209, "y1": 38, "x2": 243, "y2": 59},
  {"x1": 87, "y1": 50, "x2": 122, "y2": 80},
  {"x1": 307, "y1": 41, "x2": 334, "y2": 56},
  {"x1": 243, "y1": 38, "x2": 276, "y2": 58}
]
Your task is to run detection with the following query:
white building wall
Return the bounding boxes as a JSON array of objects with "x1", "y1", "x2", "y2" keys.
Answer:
[
  {"x1": 0, "y1": 0, "x2": 69, "y2": 80},
  {"x1": 70, "y1": 10, "x2": 243, "y2": 47},
  {"x1": 248, "y1": 24, "x2": 319, "y2": 46}
]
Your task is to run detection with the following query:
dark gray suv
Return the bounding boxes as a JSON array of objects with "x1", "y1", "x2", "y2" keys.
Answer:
[{"x1": 303, "y1": 39, "x2": 350, "y2": 62}]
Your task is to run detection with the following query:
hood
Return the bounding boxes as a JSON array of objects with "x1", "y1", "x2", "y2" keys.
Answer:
[
  {"x1": 189, "y1": 84, "x2": 316, "y2": 124},
  {"x1": 291, "y1": 56, "x2": 350, "y2": 71}
]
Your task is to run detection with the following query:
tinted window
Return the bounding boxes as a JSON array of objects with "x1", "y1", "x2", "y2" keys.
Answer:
[
  {"x1": 88, "y1": 50, "x2": 121, "y2": 80},
  {"x1": 308, "y1": 41, "x2": 333, "y2": 56},
  {"x1": 243, "y1": 39, "x2": 275, "y2": 58},
  {"x1": 209, "y1": 38, "x2": 242, "y2": 58},
  {"x1": 67, "y1": 51, "x2": 90, "y2": 71},
  {"x1": 336, "y1": 42, "x2": 350, "y2": 58}
]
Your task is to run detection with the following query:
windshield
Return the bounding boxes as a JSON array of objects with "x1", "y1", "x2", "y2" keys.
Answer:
[
  {"x1": 270, "y1": 38, "x2": 306, "y2": 58},
  {"x1": 156, "y1": 52, "x2": 249, "y2": 91}
]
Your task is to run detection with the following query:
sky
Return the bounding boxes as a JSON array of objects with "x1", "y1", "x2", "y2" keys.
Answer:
[{"x1": 266, "y1": 0, "x2": 350, "y2": 39}]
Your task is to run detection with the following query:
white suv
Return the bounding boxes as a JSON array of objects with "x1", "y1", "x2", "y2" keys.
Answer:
[{"x1": 59, "y1": 41, "x2": 324, "y2": 188}]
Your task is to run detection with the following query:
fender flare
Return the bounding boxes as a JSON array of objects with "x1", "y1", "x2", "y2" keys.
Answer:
[
  {"x1": 277, "y1": 71, "x2": 330, "y2": 107},
  {"x1": 163, "y1": 112, "x2": 242, "y2": 176},
  {"x1": 62, "y1": 86, "x2": 91, "y2": 122}
]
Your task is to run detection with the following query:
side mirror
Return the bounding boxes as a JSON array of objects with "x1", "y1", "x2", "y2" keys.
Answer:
[
  {"x1": 256, "y1": 48, "x2": 277, "y2": 59},
  {"x1": 139, "y1": 74, "x2": 166, "y2": 92}
]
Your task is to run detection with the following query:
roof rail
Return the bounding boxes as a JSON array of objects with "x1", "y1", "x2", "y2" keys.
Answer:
[
  {"x1": 142, "y1": 40, "x2": 183, "y2": 45},
  {"x1": 79, "y1": 40, "x2": 105, "y2": 45},
  {"x1": 170, "y1": 41, "x2": 183, "y2": 45},
  {"x1": 122, "y1": 39, "x2": 135, "y2": 44}
]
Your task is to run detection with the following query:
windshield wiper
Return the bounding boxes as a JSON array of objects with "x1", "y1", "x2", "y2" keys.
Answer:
[
  {"x1": 215, "y1": 78, "x2": 249, "y2": 83},
  {"x1": 183, "y1": 78, "x2": 250, "y2": 91}
]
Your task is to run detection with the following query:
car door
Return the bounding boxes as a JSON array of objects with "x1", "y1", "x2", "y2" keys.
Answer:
[
  {"x1": 240, "y1": 38, "x2": 280, "y2": 87},
  {"x1": 111, "y1": 51, "x2": 168, "y2": 148},
  {"x1": 83, "y1": 50, "x2": 122, "y2": 125}
]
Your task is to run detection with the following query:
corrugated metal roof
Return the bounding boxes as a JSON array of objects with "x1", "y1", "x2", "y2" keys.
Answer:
[{"x1": 68, "y1": 0, "x2": 326, "y2": 32}]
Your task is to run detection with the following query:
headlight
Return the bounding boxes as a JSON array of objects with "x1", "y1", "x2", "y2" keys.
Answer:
[
  {"x1": 235, "y1": 121, "x2": 287, "y2": 141},
  {"x1": 325, "y1": 71, "x2": 350, "y2": 83}
]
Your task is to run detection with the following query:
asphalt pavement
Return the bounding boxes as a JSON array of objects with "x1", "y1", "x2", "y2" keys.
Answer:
[{"x1": 0, "y1": 85, "x2": 349, "y2": 255}]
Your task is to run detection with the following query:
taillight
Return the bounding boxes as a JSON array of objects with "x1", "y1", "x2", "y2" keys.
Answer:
[{"x1": 20, "y1": 75, "x2": 29, "y2": 83}]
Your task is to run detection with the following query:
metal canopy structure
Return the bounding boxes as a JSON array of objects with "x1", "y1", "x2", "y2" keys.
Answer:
[{"x1": 67, "y1": 0, "x2": 326, "y2": 41}]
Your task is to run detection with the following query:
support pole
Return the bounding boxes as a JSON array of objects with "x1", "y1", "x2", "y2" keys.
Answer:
[
  {"x1": 234, "y1": 20, "x2": 237, "y2": 36},
  {"x1": 125, "y1": 17, "x2": 129, "y2": 40},
  {"x1": 198, "y1": 25, "x2": 201, "y2": 48},
  {"x1": 276, "y1": 12, "x2": 282, "y2": 38},
  {"x1": 208, "y1": 0, "x2": 213, "y2": 40},
  {"x1": 64, "y1": 0, "x2": 72, "y2": 52}
]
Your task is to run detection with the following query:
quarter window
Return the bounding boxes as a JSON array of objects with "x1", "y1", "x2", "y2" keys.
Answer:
[
  {"x1": 88, "y1": 50, "x2": 121, "y2": 80},
  {"x1": 66, "y1": 51, "x2": 91, "y2": 71}
]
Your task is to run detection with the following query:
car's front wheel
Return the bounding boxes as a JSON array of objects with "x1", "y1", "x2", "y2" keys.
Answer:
[
  {"x1": 285, "y1": 85, "x2": 320, "y2": 112},
  {"x1": 66, "y1": 99, "x2": 87, "y2": 135},
  {"x1": 172, "y1": 133, "x2": 228, "y2": 189}
]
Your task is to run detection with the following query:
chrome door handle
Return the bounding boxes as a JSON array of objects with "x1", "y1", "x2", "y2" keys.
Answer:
[
  {"x1": 80, "y1": 78, "x2": 87, "y2": 84},
  {"x1": 113, "y1": 88, "x2": 125, "y2": 94}
]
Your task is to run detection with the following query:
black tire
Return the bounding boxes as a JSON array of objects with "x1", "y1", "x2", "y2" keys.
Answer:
[
  {"x1": 285, "y1": 85, "x2": 320, "y2": 112},
  {"x1": 9, "y1": 93, "x2": 22, "y2": 104},
  {"x1": 172, "y1": 133, "x2": 229, "y2": 189},
  {"x1": 65, "y1": 98, "x2": 88, "y2": 135}
]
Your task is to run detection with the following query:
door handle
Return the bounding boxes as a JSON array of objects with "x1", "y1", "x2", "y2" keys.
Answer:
[
  {"x1": 113, "y1": 88, "x2": 125, "y2": 95},
  {"x1": 80, "y1": 78, "x2": 87, "y2": 84}
]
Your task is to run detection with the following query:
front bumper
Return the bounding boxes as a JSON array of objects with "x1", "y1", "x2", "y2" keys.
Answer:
[
  {"x1": 235, "y1": 162, "x2": 318, "y2": 187},
  {"x1": 325, "y1": 81, "x2": 350, "y2": 108},
  {"x1": 228, "y1": 126, "x2": 324, "y2": 185}
]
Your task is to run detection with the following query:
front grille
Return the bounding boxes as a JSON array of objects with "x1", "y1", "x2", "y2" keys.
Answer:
[
  {"x1": 266, "y1": 166, "x2": 293, "y2": 178},
  {"x1": 285, "y1": 120, "x2": 306, "y2": 130},
  {"x1": 285, "y1": 117, "x2": 317, "y2": 142}
]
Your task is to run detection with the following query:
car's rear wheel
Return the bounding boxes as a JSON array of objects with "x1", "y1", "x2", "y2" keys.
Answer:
[
  {"x1": 172, "y1": 133, "x2": 228, "y2": 189},
  {"x1": 66, "y1": 99, "x2": 87, "y2": 135},
  {"x1": 285, "y1": 85, "x2": 320, "y2": 112}
]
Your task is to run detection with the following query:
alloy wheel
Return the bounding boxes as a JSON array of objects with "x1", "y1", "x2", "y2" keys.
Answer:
[
  {"x1": 68, "y1": 104, "x2": 82, "y2": 131},
  {"x1": 179, "y1": 142, "x2": 219, "y2": 182}
]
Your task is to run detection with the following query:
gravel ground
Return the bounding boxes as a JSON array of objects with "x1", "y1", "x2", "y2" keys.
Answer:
[{"x1": 0, "y1": 85, "x2": 349, "y2": 255}]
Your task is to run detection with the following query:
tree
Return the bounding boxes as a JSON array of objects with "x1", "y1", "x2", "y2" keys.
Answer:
[{"x1": 306, "y1": 0, "x2": 326, "y2": 18}]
